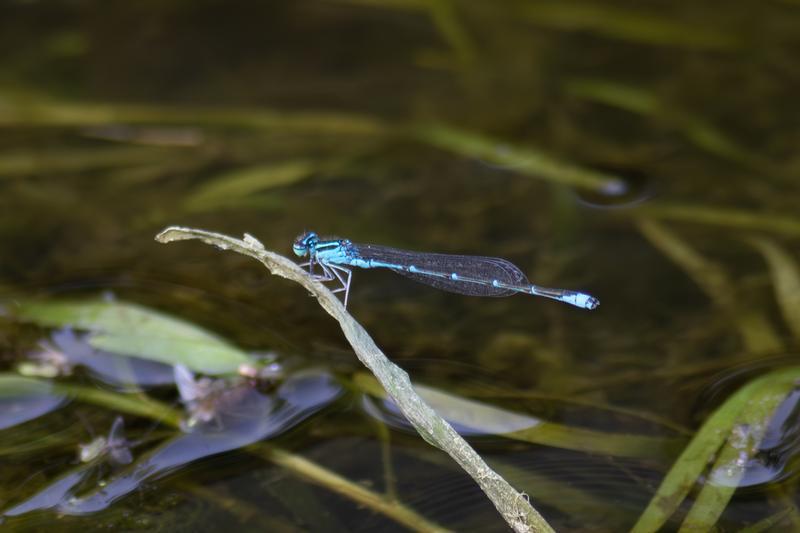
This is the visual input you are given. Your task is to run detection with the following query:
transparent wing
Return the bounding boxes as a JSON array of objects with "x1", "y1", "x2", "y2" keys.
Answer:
[{"x1": 352, "y1": 243, "x2": 529, "y2": 297}]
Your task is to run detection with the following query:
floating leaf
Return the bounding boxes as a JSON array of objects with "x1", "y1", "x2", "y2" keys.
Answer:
[{"x1": 9, "y1": 299, "x2": 254, "y2": 375}]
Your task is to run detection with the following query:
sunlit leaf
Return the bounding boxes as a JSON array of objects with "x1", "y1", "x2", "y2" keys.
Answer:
[{"x1": 9, "y1": 299, "x2": 254, "y2": 375}]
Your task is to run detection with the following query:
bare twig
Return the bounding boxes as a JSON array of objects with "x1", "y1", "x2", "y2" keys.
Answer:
[{"x1": 156, "y1": 225, "x2": 554, "y2": 533}]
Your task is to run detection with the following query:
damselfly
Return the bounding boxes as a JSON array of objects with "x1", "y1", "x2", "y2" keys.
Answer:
[{"x1": 293, "y1": 231, "x2": 599, "y2": 310}]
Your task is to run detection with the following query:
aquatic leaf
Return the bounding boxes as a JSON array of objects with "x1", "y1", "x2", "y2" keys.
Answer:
[
  {"x1": 633, "y1": 204, "x2": 800, "y2": 238},
  {"x1": 9, "y1": 299, "x2": 255, "y2": 375},
  {"x1": 0, "y1": 421, "x2": 81, "y2": 457},
  {"x1": 679, "y1": 377, "x2": 793, "y2": 531},
  {"x1": 424, "y1": 0, "x2": 476, "y2": 66},
  {"x1": 737, "y1": 507, "x2": 798, "y2": 533},
  {"x1": 632, "y1": 366, "x2": 800, "y2": 533},
  {"x1": 184, "y1": 160, "x2": 316, "y2": 212},
  {"x1": 566, "y1": 79, "x2": 764, "y2": 167},
  {"x1": 54, "y1": 382, "x2": 183, "y2": 427},
  {"x1": 749, "y1": 237, "x2": 800, "y2": 341},
  {"x1": 355, "y1": 372, "x2": 682, "y2": 460},
  {"x1": 0, "y1": 374, "x2": 66, "y2": 429},
  {"x1": 637, "y1": 218, "x2": 783, "y2": 353},
  {"x1": 0, "y1": 91, "x2": 386, "y2": 135},
  {"x1": 0, "y1": 146, "x2": 178, "y2": 178},
  {"x1": 518, "y1": 2, "x2": 739, "y2": 49},
  {"x1": 636, "y1": 218, "x2": 731, "y2": 302},
  {"x1": 415, "y1": 123, "x2": 626, "y2": 194},
  {"x1": 263, "y1": 477, "x2": 353, "y2": 533}
]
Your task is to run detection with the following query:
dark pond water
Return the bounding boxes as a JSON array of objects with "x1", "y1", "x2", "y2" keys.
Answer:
[{"x1": 2, "y1": 1, "x2": 800, "y2": 531}]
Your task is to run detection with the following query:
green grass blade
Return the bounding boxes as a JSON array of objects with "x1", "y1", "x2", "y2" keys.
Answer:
[
  {"x1": 632, "y1": 366, "x2": 800, "y2": 532},
  {"x1": 183, "y1": 160, "x2": 317, "y2": 212},
  {"x1": 0, "y1": 90, "x2": 386, "y2": 135},
  {"x1": 748, "y1": 237, "x2": 800, "y2": 342},
  {"x1": 415, "y1": 123, "x2": 626, "y2": 193},
  {"x1": 637, "y1": 218, "x2": 783, "y2": 353},
  {"x1": 519, "y1": 2, "x2": 739, "y2": 49},
  {"x1": 679, "y1": 373, "x2": 798, "y2": 531},
  {"x1": 566, "y1": 79, "x2": 765, "y2": 168},
  {"x1": 631, "y1": 204, "x2": 800, "y2": 238}
]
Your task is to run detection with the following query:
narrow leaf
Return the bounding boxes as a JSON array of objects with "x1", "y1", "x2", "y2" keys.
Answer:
[
  {"x1": 632, "y1": 366, "x2": 800, "y2": 533},
  {"x1": 184, "y1": 160, "x2": 316, "y2": 212},
  {"x1": 749, "y1": 237, "x2": 800, "y2": 341}
]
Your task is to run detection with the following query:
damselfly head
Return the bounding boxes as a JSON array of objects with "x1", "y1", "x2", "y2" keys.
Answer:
[{"x1": 292, "y1": 231, "x2": 318, "y2": 257}]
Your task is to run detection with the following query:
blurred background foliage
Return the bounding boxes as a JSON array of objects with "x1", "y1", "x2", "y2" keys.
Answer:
[{"x1": 1, "y1": 0, "x2": 800, "y2": 531}]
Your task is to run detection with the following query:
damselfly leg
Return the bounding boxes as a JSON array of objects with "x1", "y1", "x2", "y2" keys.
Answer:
[
  {"x1": 326, "y1": 263, "x2": 352, "y2": 307},
  {"x1": 301, "y1": 260, "x2": 353, "y2": 307}
]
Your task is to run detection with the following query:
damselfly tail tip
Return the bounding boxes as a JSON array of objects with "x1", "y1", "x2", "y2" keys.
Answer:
[
  {"x1": 563, "y1": 292, "x2": 599, "y2": 310},
  {"x1": 584, "y1": 295, "x2": 600, "y2": 310}
]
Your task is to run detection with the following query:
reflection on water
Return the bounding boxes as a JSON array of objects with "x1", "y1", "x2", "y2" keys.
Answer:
[
  {"x1": 78, "y1": 416, "x2": 132, "y2": 465},
  {"x1": 707, "y1": 388, "x2": 800, "y2": 489},
  {"x1": 3, "y1": 371, "x2": 342, "y2": 519},
  {"x1": 20, "y1": 328, "x2": 176, "y2": 388}
]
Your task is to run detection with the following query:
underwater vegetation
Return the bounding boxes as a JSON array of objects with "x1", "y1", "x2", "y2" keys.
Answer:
[{"x1": 1, "y1": 0, "x2": 800, "y2": 531}]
